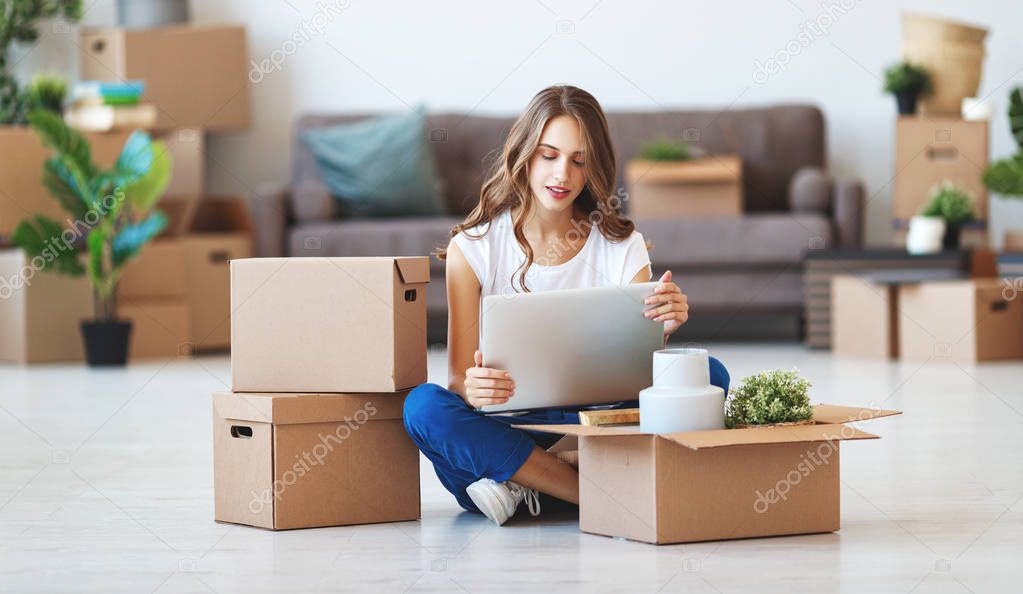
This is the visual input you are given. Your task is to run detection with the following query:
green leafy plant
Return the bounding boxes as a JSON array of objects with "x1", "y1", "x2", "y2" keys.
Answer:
[
  {"x1": 982, "y1": 87, "x2": 1023, "y2": 198},
  {"x1": 12, "y1": 109, "x2": 171, "y2": 321},
  {"x1": 638, "y1": 137, "x2": 691, "y2": 161},
  {"x1": 882, "y1": 62, "x2": 933, "y2": 96},
  {"x1": 921, "y1": 180, "x2": 976, "y2": 225},
  {"x1": 0, "y1": 0, "x2": 82, "y2": 124},
  {"x1": 724, "y1": 369, "x2": 813, "y2": 429},
  {"x1": 25, "y1": 72, "x2": 67, "y2": 113}
]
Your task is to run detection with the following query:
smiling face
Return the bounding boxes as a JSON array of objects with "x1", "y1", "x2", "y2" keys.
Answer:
[{"x1": 527, "y1": 114, "x2": 588, "y2": 215}]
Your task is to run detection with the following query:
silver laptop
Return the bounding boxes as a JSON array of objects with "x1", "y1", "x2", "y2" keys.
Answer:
[{"x1": 479, "y1": 282, "x2": 663, "y2": 413}]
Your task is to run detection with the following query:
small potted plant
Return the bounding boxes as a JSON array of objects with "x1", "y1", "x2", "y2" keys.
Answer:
[
  {"x1": 12, "y1": 109, "x2": 171, "y2": 366},
  {"x1": 920, "y1": 180, "x2": 976, "y2": 250},
  {"x1": 637, "y1": 137, "x2": 694, "y2": 162},
  {"x1": 724, "y1": 369, "x2": 814, "y2": 429},
  {"x1": 883, "y1": 61, "x2": 933, "y2": 115}
]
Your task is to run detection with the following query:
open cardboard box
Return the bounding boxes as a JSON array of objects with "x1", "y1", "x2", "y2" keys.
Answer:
[
  {"x1": 212, "y1": 390, "x2": 420, "y2": 530},
  {"x1": 521, "y1": 404, "x2": 900, "y2": 545}
]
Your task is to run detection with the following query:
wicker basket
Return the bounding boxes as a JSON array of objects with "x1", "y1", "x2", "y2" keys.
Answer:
[
  {"x1": 901, "y1": 13, "x2": 988, "y2": 115},
  {"x1": 732, "y1": 418, "x2": 817, "y2": 430}
]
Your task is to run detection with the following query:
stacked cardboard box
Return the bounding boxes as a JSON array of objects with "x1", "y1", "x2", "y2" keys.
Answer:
[
  {"x1": 214, "y1": 257, "x2": 430, "y2": 530},
  {"x1": 117, "y1": 196, "x2": 253, "y2": 357},
  {"x1": 79, "y1": 24, "x2": 251, "y2": 132},
  {"x1": 893, "y1": 116, "x2": 989, "y2": 247}
]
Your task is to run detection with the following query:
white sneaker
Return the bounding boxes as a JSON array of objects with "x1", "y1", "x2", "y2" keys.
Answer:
[{"x1": 465, "y1": 478, "x2": 541, "y2": 525}]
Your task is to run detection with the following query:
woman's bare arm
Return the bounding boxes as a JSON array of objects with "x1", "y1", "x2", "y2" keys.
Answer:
[{"x1": 445, "y1": 240, "x2": 481, "y2": 397}]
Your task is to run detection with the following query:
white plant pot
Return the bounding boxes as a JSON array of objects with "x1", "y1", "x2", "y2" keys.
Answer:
[
  {"x1": 639, "y1": 348, "x2": 725, "y2": 434},
  {"x1": 906, "y1": 216, "x2": 946, "y2": 255}
]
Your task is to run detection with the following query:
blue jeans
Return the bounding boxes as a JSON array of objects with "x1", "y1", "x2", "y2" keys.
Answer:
[{"x1": 402, "y1": 357, "x2": 730, "y2": 513}]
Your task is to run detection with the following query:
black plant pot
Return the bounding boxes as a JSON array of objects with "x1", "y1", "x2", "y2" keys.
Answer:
[
  {"x1": 942, "y1": 224, "x2": 961, "y2": 251},
  {"x1": 895, "y1": 90, "x2": 920, "y2": 115},
  {"x1": 81, "y1": 320, "x2": 133, "y2": 367}
]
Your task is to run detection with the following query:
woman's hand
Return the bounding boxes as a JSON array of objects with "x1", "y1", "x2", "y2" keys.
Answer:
[
  {"x1": 463, "y1": 350, "x2": 516, "y2": 408},
  {"x1": 644, "y1": 270, "x2": 689, "y2": 339}
]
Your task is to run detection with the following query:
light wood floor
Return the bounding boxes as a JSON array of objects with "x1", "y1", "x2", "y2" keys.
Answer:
[{"x1": 1, "y1": 344, "x2": 1020, "y2": 592}]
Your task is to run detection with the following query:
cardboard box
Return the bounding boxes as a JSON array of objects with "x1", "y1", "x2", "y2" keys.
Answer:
[
  {"x1": 119, "y1": 299, "x2": 190, "y2": 358},
  {"x1": 898, "y1": 279, "x2": 1023, "y2": 362},
  {"x1": 212, "y1": 390, "x2": 420, "y2": 530},
  {"x1": 830, "y1": 269, "x2": 966, "y2": 359},
  {"x1": 118, "y1": 196, "x2": 252, "y2": 350},
  {"x1": 231, "y1": 257, "x2": 430, "y2": 393},
  {"x1": 0, "y1": 249, "x2": 93, "y2": 363},
  {"x1": 893, "y1": 117, "x2": 988, "y2": 221},
  {"x1": 831, "y1": 275, "x2": 899, "y2": 359},
  {"x1": 625, "y1": 155, "x2": 742, "y2": 218},
  {"x1": 79, "y1": 25, "x2": 251, "y2": 131},
  {"x1": 0, "y1": 127, "x2": 131, "y2": 238},
  {"x1": 155, "y1": 128, "x2": 205, "y2": 197},
  {"x1": 522, "y1": 404, "x2": 900, "y2": 545}
]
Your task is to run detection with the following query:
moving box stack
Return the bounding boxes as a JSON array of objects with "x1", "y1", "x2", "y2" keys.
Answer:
[
  {"x1": 76, "y1": 23, "x2": 253, "y2": 359},
  {"x1": 892, "y1": 15, "x2": 990, "y2": 248},
  {"x1": 213, "y1": 257, "x2": 429, "y2": 530}
]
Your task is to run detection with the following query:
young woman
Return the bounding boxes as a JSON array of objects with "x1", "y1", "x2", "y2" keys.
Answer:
[{"x1": 402, "y1": 85, "x2": 729, "y2": 525}]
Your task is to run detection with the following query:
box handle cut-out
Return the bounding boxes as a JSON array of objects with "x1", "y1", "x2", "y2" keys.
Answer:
[
  {"x1": 230, "y1": 425, "x2": 253, "y2": 439},
  {"x1": 209, "y1": 251, "x2": 230, "y2": 264},
  {"x1": 404, "y1": 289, "x2": 417, "y2": 302},
  {"x1": 926, "y1": 147, "x2": 958, "y2": 161}
]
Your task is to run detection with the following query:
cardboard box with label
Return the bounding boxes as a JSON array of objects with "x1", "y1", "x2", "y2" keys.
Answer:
[
  {"x1": 213, "y1": 390, "x2": 420, "y2": 530},
  {"x1": 625, "y1": 155, "x2": 743, "y2": 219},
  {"x1": 231, "y1": 257, "x2": 430, "y2": 393},
  {"x1": 0, "y1": 249, "x2": 93, "y2": 363},
  {"x1": 0, "y1": 128, "x2": 131, "y2": 238},
  {"x1": 893, "y1": 116, "x2": 988, "y2": 221},
  {"x1": 118, "y1": 195, "x2": 252, "y2": 355},
  {"x1": 79, "y1": 25, "x2": 251, "y2": 131},
  {"x1": 522, "y1": 404, "x2": 900, "y2": 545},
  {"x1": 898, "y1": 279, "x2": 1023, "y2": 362}
]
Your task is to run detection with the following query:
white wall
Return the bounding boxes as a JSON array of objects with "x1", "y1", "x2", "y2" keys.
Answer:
[{"x1": 11, "y1": 0, "x2": 1023, "y2": 246}]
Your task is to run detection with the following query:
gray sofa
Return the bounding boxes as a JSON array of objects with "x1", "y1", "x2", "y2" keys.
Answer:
[{"x1": 252, "y1": 105, "x2": 863, "y2": 342}]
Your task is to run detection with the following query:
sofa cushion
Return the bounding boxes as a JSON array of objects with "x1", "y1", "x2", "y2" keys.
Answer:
[
  {"x1": 789, "y1": 166, "x2": 832, "y2": 213},
  {"x1": 636, "y1": 213, "x2": 832, "y2": 266},
  {"x1": 300, "y1": 110, "x2": 446, "y2": 218},
  {"x1": 288, "y1": 216, "x2": 463, "y2": 268}
]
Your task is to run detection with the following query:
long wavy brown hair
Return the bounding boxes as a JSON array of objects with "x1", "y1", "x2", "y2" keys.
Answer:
[{"x1": 433, "y1": 85, "x2": 641, "y2": 292}]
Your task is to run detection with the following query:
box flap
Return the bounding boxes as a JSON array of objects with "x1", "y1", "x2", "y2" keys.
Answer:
[
  {"x1": 811, "y1": 404, "x2": 902, "y2": 424},
  {"x1": 395, "y1": 257, "x2": 430, "y2": 285},
  {"x1": 213, "y1": 390, "x2": 408, "y2": 424},
  {"x1": 660, "y1": 423, "x2": 878, "y2": 450},
  {"x1": 156, "y1": 196, "x2": 199, "y2": 237}
]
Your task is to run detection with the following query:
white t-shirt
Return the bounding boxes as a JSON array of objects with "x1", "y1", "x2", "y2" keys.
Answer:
[{"x1": 451, "y1": 210, "x2": 652, "y2": 298}]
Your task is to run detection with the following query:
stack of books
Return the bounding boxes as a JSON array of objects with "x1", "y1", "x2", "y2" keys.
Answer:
[{"x1": 65, "y1": 81, "x2": 157, "y2": 131}]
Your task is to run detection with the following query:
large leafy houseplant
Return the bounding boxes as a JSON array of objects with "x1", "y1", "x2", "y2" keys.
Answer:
[
  {"x1": 0, "y1": 0, "x2": 82, "y2": 124},
  {"x1": 982, "y1": 87, "x2": 1023, "y2": 199},
  {"x1": 12, "y1": 109, "x2": 171, "y2": 364}
]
